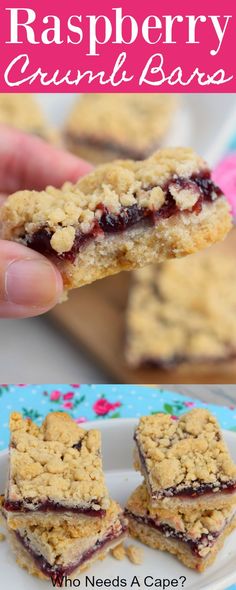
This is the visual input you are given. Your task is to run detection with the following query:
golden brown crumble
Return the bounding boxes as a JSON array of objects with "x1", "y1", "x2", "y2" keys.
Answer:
[
  {"x1": 7, "y1": 412, "x2": 110, "y2": 510},
  {"x1": 0, "y1": 532, "x2": 5, "y2": 541},
  {"x1": 0, "y1": 94, "x2": 58, "y2": 143},
  {"x1": 65, "y1": 94, "x2": 178, "y2": 155},
  {"x1": 126, "y1": 485, "x2": 236, "y2": 570},
  {"x1": 126, "y1": 544, "x2": 144, "y2": 565},
  {"x1": 0, "y1": 94, "x2": 45, "y2": 130},
  {"x1": 126, "y1": 484, "x2": 235, "y2": 541},
  {"x1": 111, "y1": 542, "x2": 126, "y2": 560},
  {"x1": 19, "y1": 501, "x2": 122, "y2": 548},
  {"x1": 126, "y1": 250, "x2": 236, "y2": 367},
  {"x1": 1, "y1": 493, "x2": 127, "y2": 575},
  {"x1": 134, "y1": 410, "x2": 236, "y2": 494},
  {"x1": 0, "y1": 496, "x2": 126, "y2": 570},
  {"x1": 1, "y1": 147, "x2": 210, "y2": 253}
]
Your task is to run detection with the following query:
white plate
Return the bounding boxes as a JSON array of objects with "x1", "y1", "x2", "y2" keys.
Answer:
[{"x1": 0, "y1": 418, "x2": 236, "y2": 590}]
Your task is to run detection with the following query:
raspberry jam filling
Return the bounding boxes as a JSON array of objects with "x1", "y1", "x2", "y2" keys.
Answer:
[
  {"x1": 4, "y1": 499, "x2": 105, "y2": 518},
  {"x1": 22, "y1": 172, "x2": 223, "y2": 263},
  {"x1": 125, "y1": 510, "x2": 228, "y2": 558},
  {"x1": 139, "y1": 349, "x2": 236, "y2": 369},
  {"x1": 66, "y1": 132, "x2": 152, "y2": 160},
  {"x1": 162, "y1": 481, "x2": 236, "y2": 499},
  {"x1": 15, "y1": 522, "x2": 127, "y2": 580}
]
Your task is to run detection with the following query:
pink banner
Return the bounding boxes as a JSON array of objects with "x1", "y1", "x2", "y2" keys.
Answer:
[{"x1": 0, "y1": 0, "x2": 235, "y2": 92}]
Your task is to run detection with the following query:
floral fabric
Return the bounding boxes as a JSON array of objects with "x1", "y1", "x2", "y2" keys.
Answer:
[{"x1": 1, "y1": 384, "x2": 236, "y2": 450}]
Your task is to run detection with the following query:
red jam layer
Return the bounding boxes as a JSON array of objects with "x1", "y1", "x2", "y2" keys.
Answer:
[
  {"x1": 22, "y1": 172, "x2": 223, "y2": 263},
  {"x1": 4, "y1": 499, "x2": 105, "y2": 517},
  {"x1": 125, "y1": 511, "x2": 223, "y2": 558},
  {"x1": 16, "y1": 522, "x2": 127, "y2": 580},
  {"x1": 163, "y1": 481, "x2": 236, "y2": 499},
  {"x1": 66, "y1": 132, "x2": 152, "y2": 160},
  {"x1": 139, "y1": 350, "x2": 236, "y2": 369}
]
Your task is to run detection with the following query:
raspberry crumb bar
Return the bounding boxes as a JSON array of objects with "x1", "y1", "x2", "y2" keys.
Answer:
[
  {"x1": 134, "y1": 410, "x2": 236, "y2": 512},
  {"x1": 1, "y1": 497, "x2": 127, "y2": 581},
  {"x1": 0, "y1": 94, "x2": 58, "y2": 143},
  {"x1": 65, "y1": 94, "x2": 178, "y2": 163},
  {"x1": 4, "y1": 412, "x2": 110, "y2": 527},
  {"x1": 126, "y1": 250, "x2": 236, "y2": 368},
  {"x1": 125, "y1": 484, "x2": 236, "y2": 572},
  {"x1": 0, "y1": 148, "x2": 231, "y2": 290}
]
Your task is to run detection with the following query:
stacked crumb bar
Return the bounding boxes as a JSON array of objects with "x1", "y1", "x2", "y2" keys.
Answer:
[
  {"x1": 125, "y1": 409, "x2": 236, "y2": 571},
  {"x1": 0, "y1": 412, "x2": 127, "y2": 581}
]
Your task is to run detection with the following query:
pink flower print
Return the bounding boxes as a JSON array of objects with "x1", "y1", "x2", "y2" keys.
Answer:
[
  {"x1": 50, "y1": 390, "x2": 61, "y2": 401},
  {"x1": 184, "y1": 401, "x2": 195, "y2": 407},
  {"x1": 75, "y1": 417, "x2": 87, "y2": 424},
  {"x1": 63, "y1": 401, "x2": 74, "y2": 409},
  {"x1": 93, "y1": 398, "x2": 121, "y2": 416},
  {"x1": 110, "y1": 402, "x2": 121, "y2": 411},
  {"x1": 70, "y1": 384, "x2": 80, "y2": 388},
  {"x1": 63, "y1": 392, "x2": 74, "y2": 400},
  {"x1": 171, "y1": 415, "x2": 178, "y2": 421}
]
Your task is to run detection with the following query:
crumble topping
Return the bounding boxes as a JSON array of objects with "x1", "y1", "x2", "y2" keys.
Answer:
[
  {"x1": 134, "y1": 410, "x2": 236, "y2": 493},
  {"x1": 111, "y1": 542, "x2": 143, "y2": 564},
  {"x1": 126, "y1": 484, "x2": 234, "y2": 540},
  {"x1": 17, "y1": 501, "x2": 121, "y2": 549},
  {"x1": 0, "y1": 94, "x2": 46, "y2": 130},
  {"x1": 50, "y1": 226, "x2": 76, "y2": 253},
  {"x1": 126, "y1": 544, "x2": 144, "y2": 565},
  {"x1": 7, "y1": 412, "x2": 109, "y2": 510},
  {"x1": 0, "y1": 532, "x2": 5, "y2": 541},
  {"x1": 169, "y1": 181, "x2": 200, "y2": 210},
  {"x1": 65, "y1": 94, "x2": 178, "y2": 153},
  {"x1": 12, "y1": 509, "x2": 126, "y2": 574},
  {"x1": 111, "y1": 543, "x2": 126, "y2": 561},
  {"x1": 0, "y1": 94, "x2": 58, "y2": 142},
  {"x1": 126, "y1": 249, "x2": 236, "y2": 367},
  {"x1": 0, "y1": 148, "x2": 214, "y2": 254}
]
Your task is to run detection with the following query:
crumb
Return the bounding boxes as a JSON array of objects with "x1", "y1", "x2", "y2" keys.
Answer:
[
  {"x1": 126, "y1": 545, "x2": 144, "y2": 565},
  {"x1": 111, "y1": 543, "x2": 126, "y2": 561},
  {"x1": 0, "y1": 533, "x2": 5, "y2": 541}
]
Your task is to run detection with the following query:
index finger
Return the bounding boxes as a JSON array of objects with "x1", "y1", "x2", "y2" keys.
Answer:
[{"x1": 0, "y1": 124, "x2": 93, "y2": 194}]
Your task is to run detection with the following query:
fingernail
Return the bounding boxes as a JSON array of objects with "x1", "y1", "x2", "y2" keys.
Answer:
[{"x1": 5, "y1": 258, "x2": 61, "y2": 307}]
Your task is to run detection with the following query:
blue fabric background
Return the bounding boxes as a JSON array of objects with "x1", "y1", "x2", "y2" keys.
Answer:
[{"x1": 1, "y1": 384, "x2": 236, "y2": 449}]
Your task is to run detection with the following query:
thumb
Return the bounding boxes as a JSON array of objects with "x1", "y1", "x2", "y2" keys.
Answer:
[{"x1": 0, "y1": 240, "x2": 63, "y2": 318}]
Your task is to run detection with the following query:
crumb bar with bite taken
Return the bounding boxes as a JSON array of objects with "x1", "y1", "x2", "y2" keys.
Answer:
[
  {"x1": 134, "y1": 410, "x2": 236, "y2": 512},
  {"x1": 0, "y1": 148, "x2": 231, "y2": 291},
  {"x1": 64, "y1": 93, "x2": 178, "y2": 163},
  {"x1": 125, "y1": 484, "x2": 236, "y2": 572},
  {"x1": 4, "y1": 412, "x2": 110, "y2": 527},
  {"x1": 0, "y1": 496, "x2": 127, "y2": 581},
  {"x1": 125, "y1": 250, "x2": 236, "y2": 368}
]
